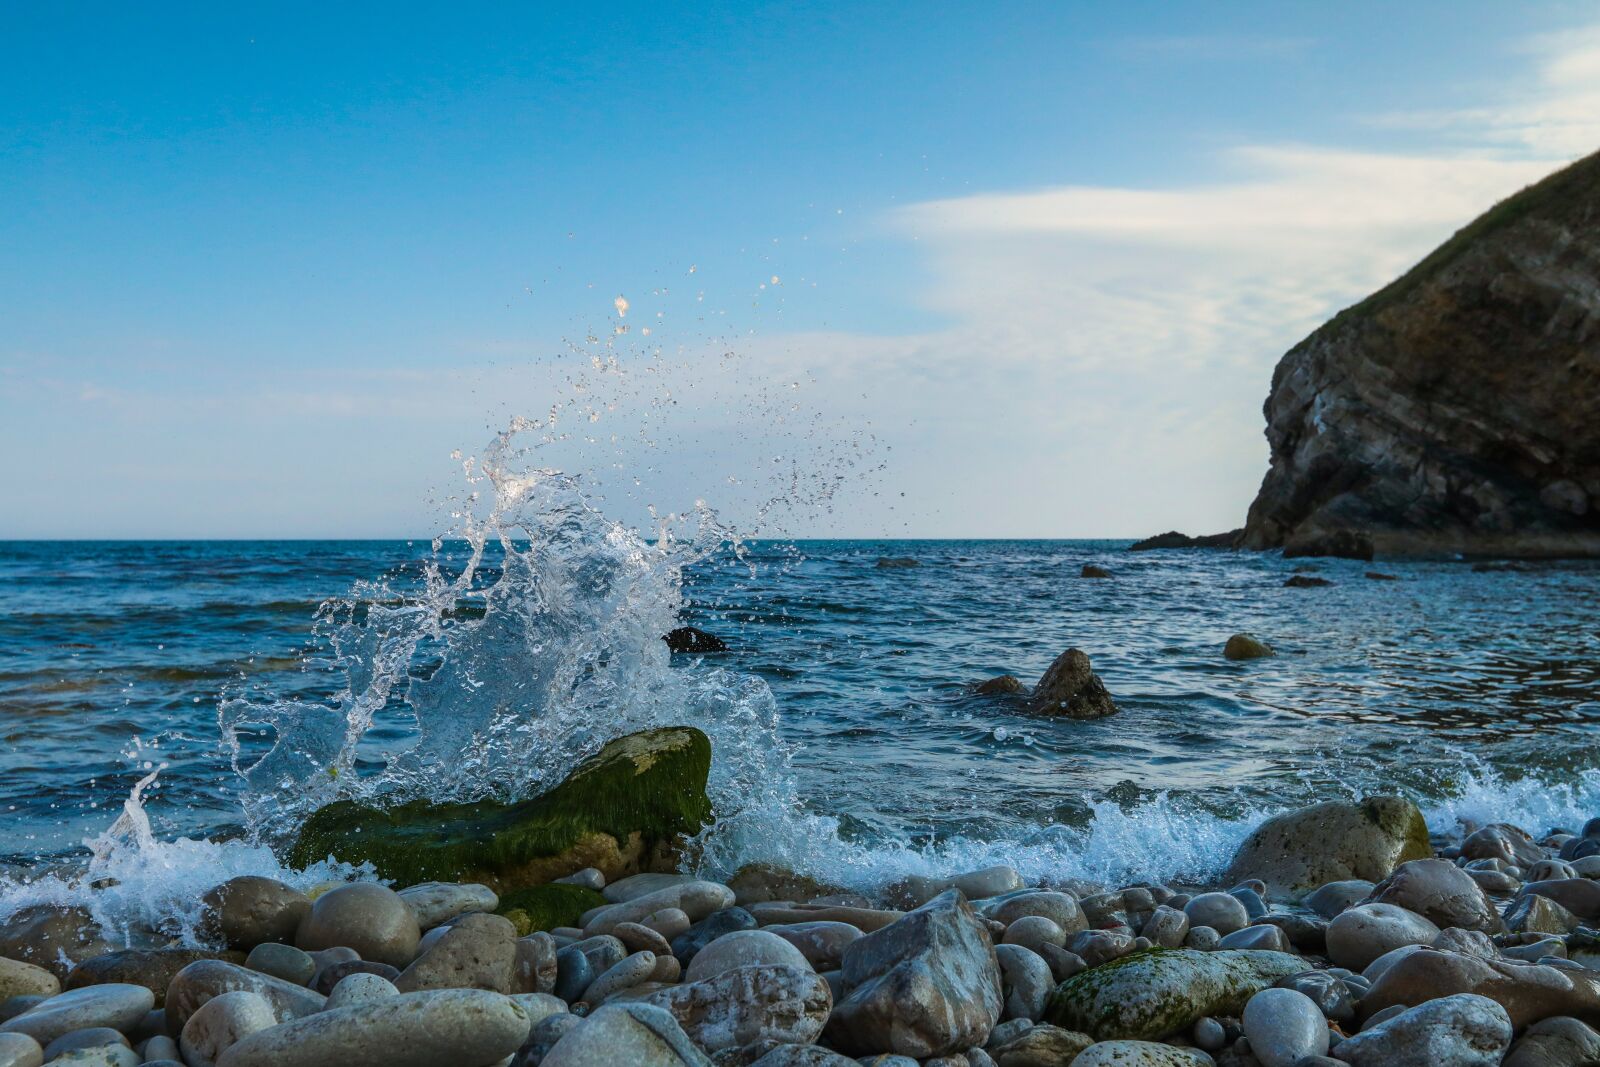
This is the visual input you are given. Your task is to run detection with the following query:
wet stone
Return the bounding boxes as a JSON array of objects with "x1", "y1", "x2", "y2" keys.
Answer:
[
  {"x1": 0, "y1": 985, "x2": 155, "y2": 1046},
  {"x1": 242, "y1": 943, "x2": 314, "y2": 986}
]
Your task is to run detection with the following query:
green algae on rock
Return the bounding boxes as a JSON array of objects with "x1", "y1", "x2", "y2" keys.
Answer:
[
  {"x1": 286, "y1": 727, "x2": 713, "y2": 892},
  {"x1": 1044, "y1": 948, "x2": 1307, "y2": 1040},
  {"x1": 1223, "y1": 796, "x2": 1431, "y2": 901},
  {"x1": 496, "y1": 884, "x2": 608, "y2": 935}
]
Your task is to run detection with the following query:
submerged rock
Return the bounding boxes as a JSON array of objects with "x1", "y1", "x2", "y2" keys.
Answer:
[
  {"x1": 1223, "y1": 633, "x2": 1274, "y2": 660},
  {"x1": 662, "y1": 627, "x2": 727, "y2": 654},
  {"x1": 1283, "y1": 575, "x2": 1332, "y2": 588},
  {"x1": 287, "y1": 727, "x2": 713, "y2": 891},
  {"x1": 1222, "y1": 797, "x2": 1431, "y2": 900},
  {"x1": 1043, "y1": 948, "x2": 1307, "y2": 1040},
  {"x1": 974, "y1": 676, "x2": 1024, "y2": 696},
  {"x1": 1026, "y1": 649, "x2": 1117, "y2": 719},
  {"x1": 825, "y1": 890, "x2": 1002, "y2": 1058},
  {"x1": 1080, "y1": 565, "x2": 1112, "y2": 578},
  {"x1": 875, "y1": 557, "x2": 919, "y2": 568}
]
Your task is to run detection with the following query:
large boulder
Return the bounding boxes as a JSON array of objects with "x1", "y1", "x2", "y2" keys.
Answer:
[
  {"x1": 1240, "y1": 147, "x2": 1600, "y2": 560},
  {"x1": 823, "y1": 890, "x2": 1003, "y2": 1057},
  {"x1": 643, "y1": 964, "x2": 830, "y2": 1052},
  {"x1": 1223, "y1": 797, "x2": 1431, "y2": 900},
  {"x1": 287, "y1": 727, "x2": 712, "y2": 891},
  {"x1": 1026, "y1": 650, "x2": 1117, "y2": 719},
  {"x1": 1043, "y1": 948, "x2": 1306, "y2": 1041}
]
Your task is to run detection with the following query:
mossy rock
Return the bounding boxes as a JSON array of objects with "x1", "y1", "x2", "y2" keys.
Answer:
[
  {"x1": 497, "y1": 884, "x2": 608, "y2": 934},
  {"x1": 1045, "y1": 948, "x2": 1307, "y2": 1040},
  {"x1": 286, "y1": 727, "x2": 713, "y2": 892},
  {"x1": 1223, "y1": 795, "x2": 1431, "y2": 901}
]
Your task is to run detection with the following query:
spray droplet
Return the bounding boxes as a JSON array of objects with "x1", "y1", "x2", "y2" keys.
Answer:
[{"x1": 614, "y1": 295, "x2": 629, "y2": 318}]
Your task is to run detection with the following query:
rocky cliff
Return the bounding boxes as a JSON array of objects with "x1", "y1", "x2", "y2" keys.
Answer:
[{"x1": 1242, "y1": 148, "x2": 1600, "y2": 559}]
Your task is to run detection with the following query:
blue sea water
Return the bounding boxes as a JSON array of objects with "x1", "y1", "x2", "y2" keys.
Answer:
[{"x1": 2, "y1": 537, "x2": 1598, "y2": 893}]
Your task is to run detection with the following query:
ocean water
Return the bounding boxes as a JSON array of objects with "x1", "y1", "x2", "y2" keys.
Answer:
[{"x1": 3, "y1": 530, "x2": 1599, "y2": 915}]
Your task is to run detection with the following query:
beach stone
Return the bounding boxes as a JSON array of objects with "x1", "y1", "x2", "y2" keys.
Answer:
[
  {"x1": 1337, "y1": 992, "x2": 1511, "y2": 1066},
  {"x1": 396, "y1": 882, "x2": 498, "y2": 929},
  {"x1": 1468, "y1": 868, "x2": 1522, "y2": 895},
  {"x1": 0, "y1": 963, "x2": 55, "y2": 1004},
  {"x1": 1252, "y1": 913, "x2": 1326, "y2": 954},
  {"x1": 1002, "y1": 916, "x2": 1066, "y2": 955},
  {"x1": 604, "y1": 874, "x2": 702, "y2": 904},
  {"x1": 1183, "y1": 926, "x2": 1220, "y2": 951},
  {"x1": 1359, "y1": 948, "x2": 1600, "y2": 1030},
  {"x1": 294, "y1": 882, "x2": 420, "y2": 968},
  {"x1": 1219, "y1": 925, "x2": 1290, "y2": 952},
  {"x1": 39, "y1": 1045, "x2": 137, "y2": 1067},
  {"x1": 508, "y1": 992, "x2": 565, "y2": 1028},
  {"x1": 1044, "y1": 948, "x2": 1307, "y2": 1041},
  {"x1": 587, "y1": 883, "x2": 737, "y2": 937},
  {"x1": 744, "y1": 904, "x2": 904, "y2": 932},
  {"x1": 164, "y1": 960, "x2": 325, "y2": 1034},
  {"x1": 1071, "y1": 1040, "x2": 1212, "y2": 1065},
  {"x1": 0, "y1": 1000, "x2": 43, "y2": 1026},
  {"x1": 178, "y1": 991, "x2": 276, "y2": 1067},
  {"x1": 288, "y1": 728, "x2": 714, "y2": 893},
  {"x1": 1026, "y1": 648, "x2": 1117, "y2": 718},
  {"x1": 553, "y1": 949, "x2": 594, "y2": 1003},
  {"x1": 1223, "y1": 798, "x2": 1431, "y2": 900},
  {"x1": 309, "y1": 960, "x2": 400, "y2": 995},
  {"x1": 1224, "y1": 634, "x2": 1275, "y2": 660},
  {"x1": 324, "y1": 971, "x2": 398, "y2": 1009},
  {"x1": 746, "y1": 1045, "x2": 856, "y2": 1066},
  {"x1": 685, "y1": 930, "x2": 810, "y2": 983},
  {"x1": 1521, "y1": 879, "x2": 1600, "y2": 922},
  {"x1": 554, "y1": 867, "x2": 606, "y2": 890},
  {"x1": 65, "y1": 950, "x2": 224, "y2": 1008},
  {"x1": 1242, "y1": 988, "x2": 1328, "y2": 1067},
  {"x1": 140, "y1": 1035, "x2": 178, "y2": 1061},
  {"x1": 1035, "y1": 944, "x2": 1086, "y2": 983},
  {"x1": 1432, "y1": 927, "x2": 1498, "y2": 960},
  {"x1": 584, "y1": 952, "x2": 656, "y2": 1004},
  {"x1": 39, "y1": 1031, "x2": 126, "y2": 1060},
  {"x1": 1274, "y1": 971, "x2": 1354, "y2": 1024},
  {"x1": 304, "y1": 946, "x2": 358, "y2": 970},
  {"x1": 513, "y1": 1011, "x2": 581, "y2": 1065},
  {"x1": 0, "y1": 1033, "x2": 39, "y2": 1067},
  {"x1": 1325, "y1": 904, "x2": 1440, "y2": 970},
  {"x1": 395, "y1": 911, "x2": 516, "y2": 993},
  {"x1": 614, "y1": 922, "x2": 673, "y2": 957},
  {"x1": 1303, "y1": 880, "x2": 1374, "y2": 919},
  {"x1": 990, "y1": 1023, "x2": 1093, "y2": 1066},
  {"x1": 645, "y1": 909, "x2": 693, "y2": 940},
  {"x1": 671, "y1": 908, "x2": 758, "y2": 965},
  {"x1": 514, "y1": 932, "x2": 559, "y2": 995},
  {"x1": 994, "y1": 945, "x2": 1052, "y2": 1022},
  {"x1": 1140, "y1": 907, "x2": 1189, "y2": 949},
  {"x1": 1182, "y1": 894, "x2": 1248, "y2": 936},
  {"x1": 0, "y1": 985, "x2": 154, "y2": 1046},
  {"x1": 200, "y1": 877, "x2": 311, "y2": 950},
  {"x1": 0, "y1": 908, "x2": 112, "y2": 982},
  {"x1": 951, "y1": 867, "x2": 1026, "y2": 901},
  {"x1": 987, "y1": 892, "x2": 1085, "y2": 935},
  {"x1": 539, "y1": 1002, "x2": 710, "y2": 1066},
  {"x1": 241, "y1": 942, "x2": 314, "y2": 986},
  {"x1": 644, "y1": 964, "x2": 830, "y2": 1051},
  {"x1": 823, "y1": 890, "x2": 1001, "y2": 1057},
  {"x1": 1503, "y1": 1015, "x2": 1600, "y2": 1066},
  {"x1": 1364, "y1": 858, "x2": 1502, "y2": 932},
  {"x1": 763, "y1": 923, "x2": 861, "y2": 971},
  {"x1": 214, "y1": 987, "x2": 529, "y2": 1067},
  {"x1": 566, "y1": 935, "x2": 626, "y2": 977},
  {"x1": 1526, "y1": 859, "x2": 1578, "y2": 882},
  {"x1": 1463, "y1": 824, "x2": 1546, "y2": 867},
  {"x1": 1068, "y1": 930, "x2": 1136, "y2": 967}
]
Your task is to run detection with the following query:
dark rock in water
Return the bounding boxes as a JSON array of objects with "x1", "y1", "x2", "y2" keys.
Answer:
[
  {"x1": 875, "y1": 556, "x2": 919, "y2": 568},
  {"x1": 663, "y1": 626, "x2": 727, "y2": 654},
  {"x1": 1243, "y1": 148, "x2": 1600, "y2": 560},
  {"x1": 1027, "y1": 649, "x2": 1117, "y2": 719},
  {"x1": 65, "y1": 949, "x2": 236, "y2": 1007},
  {"x1": 1080, "y1": 565, "x2": 1112, "y2": 578},
  {"x1": 1223, "y1": 633, "x2": 1274, "y2": 661},
  {"x1": 0, "y1": 905, "x2": 114, "y2": 981},
  {"x1": 1471, "y1": 560, "x2": 1533, "y2": 573},
  {"x1": 973, "y1": 675, "x2": 1024, "y2": 696},
  {"x1": 1129, "y1": 530, "x2": 1243, "y2": 551},
  {"x1": 1284, "y1": 575, "x2": 1332, "y2": 588},
  {"x1": 1365, "y1": 571, "x2": 1400, "y2": 581},
  {"x1": 287, "y1": 727, "x2": 713, "y2": 892}
]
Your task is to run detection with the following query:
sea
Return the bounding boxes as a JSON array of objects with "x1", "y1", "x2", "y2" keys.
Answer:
[{"x1": 3, "y1": 514, "x2": 1599, "y2": 935}]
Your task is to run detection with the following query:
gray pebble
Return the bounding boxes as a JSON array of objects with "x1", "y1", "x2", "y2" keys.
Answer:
[{"x1": 243, "y1": 944, "x2": 315, "y2": 987}]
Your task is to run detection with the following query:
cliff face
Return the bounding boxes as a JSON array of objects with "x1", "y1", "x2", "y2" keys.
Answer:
[{"x1": 1242, "y1": 149, "x2": 1600, "y2": 559}]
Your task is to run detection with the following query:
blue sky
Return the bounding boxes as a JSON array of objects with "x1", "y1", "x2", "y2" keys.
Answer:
[{"x1": 3, "y1": 3, "x2": 1595, "y2": 537}]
